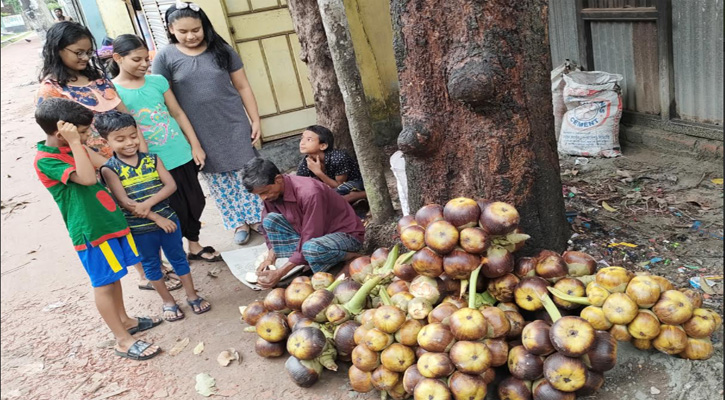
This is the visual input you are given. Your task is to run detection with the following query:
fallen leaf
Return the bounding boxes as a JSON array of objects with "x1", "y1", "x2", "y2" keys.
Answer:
[
  {"x1": 193, "y1": 342, "x2": 205, "y2": 355},
  {"x1": 195, "y1": 373, "x2": 216, "y2": 397},
  {"x1": 208, "y1": 265, "x2": 222, "y2": 277},
  {"x1": 216, "y1": 348, "x2": 241, "y2": 366},
  {"x1": 699, "y1": 275, "x2": 716, "y2": 295},
  {"x1": 711, "y1": 178, "x2": 723, "y2": 185},
  {"x1": 601, "y1": 201, "x2": 618, "y2": 212},
  {"x1": 168, "y1": 337, "x2": 190, "y2": 356}
]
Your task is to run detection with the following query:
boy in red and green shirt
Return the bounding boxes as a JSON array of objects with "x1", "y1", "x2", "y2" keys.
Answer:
[{"x1": 33, "y1": 98, "x2": 162, "y2": 361}]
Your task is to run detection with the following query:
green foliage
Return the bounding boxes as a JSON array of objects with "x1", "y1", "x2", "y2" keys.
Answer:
[
  {"x1": 3, "y1": 0, "x2": 21, "y2": 14},
  {"x1": 45, "y1": 1, "x2": 61, "y2": 12}
]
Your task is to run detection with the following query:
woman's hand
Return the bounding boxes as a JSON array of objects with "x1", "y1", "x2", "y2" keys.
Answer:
[
  {"x1": 251, "y1": 121, "x2": 262, "y2": 146},
  {"x1": 192, "y1": 145, "x2": 206, "y2": 170}
]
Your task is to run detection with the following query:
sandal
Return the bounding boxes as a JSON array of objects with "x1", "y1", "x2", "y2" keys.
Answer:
[
  {"x1": 115, "y1": 340, "x2": 161, "y2": 361},
  {"x1": 187, "y1": 297, "x2": 211, "y2": 315},
  {"x1": 188, "y1": 246, "x2": 223, "y2": 262},
  {"x1": 234, "y1": 226, "x2": 251, "y2": 245},
  {"x1": 128, "y1": 316, "x2": 163, "y2": 335},
  {"x1": 138, "y1": 277, "x2": 183, "y2": 291},
  {"x1": 162, "y1": 304, "x2": 185, "y2": 322}
]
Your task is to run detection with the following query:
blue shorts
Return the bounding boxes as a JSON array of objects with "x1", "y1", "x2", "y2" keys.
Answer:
[
  {"x1": 76, "y1": 234, "x2": 141, "y2": 287},
  {"x1": 134, "y1": 219, "x2": 191, "y2": 281},
  {"x1": 336, "y1": 180, "x2": 365, "y2": 196}
]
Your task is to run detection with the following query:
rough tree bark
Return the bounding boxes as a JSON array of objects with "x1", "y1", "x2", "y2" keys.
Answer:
[
  {"x1": 391, "y1": 0, "x2": 569, "y2": 252},
  {"x1": 287, "y1": 0, "x2": 354, "y2": 157},
  {"x1": 317, "y1": 0, "x2": 395, "y2": 223}
]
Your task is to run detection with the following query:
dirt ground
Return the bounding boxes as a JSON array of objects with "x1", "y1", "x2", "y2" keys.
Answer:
[{"x1": 1, "y1": 36, "x2": 722, "y2": 400}]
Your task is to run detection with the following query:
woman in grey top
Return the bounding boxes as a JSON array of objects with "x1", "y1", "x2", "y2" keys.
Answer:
[{"x1": 152, "y1": 1, "x2": 263, "y2": 246}]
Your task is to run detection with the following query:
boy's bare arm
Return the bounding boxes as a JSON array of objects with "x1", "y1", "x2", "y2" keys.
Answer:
[
  {"x1": 59, "y1": 122, "x2": 96, "y2": 186},
  {"x1": 84, "y1": 145, "x2": 109, "y2": 169},
  {"x1": 100, "y1": 167, "x2": 137, "y2": 212}
]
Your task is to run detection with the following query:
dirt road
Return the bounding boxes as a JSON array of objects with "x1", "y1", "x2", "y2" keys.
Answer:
[{"x1": 1, "y1": 36, "x2": 722, "y2": 400}]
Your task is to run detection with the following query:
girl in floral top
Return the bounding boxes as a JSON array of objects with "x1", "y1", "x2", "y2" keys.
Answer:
[{"x1": 36, "y1": 22, "x2": 142, "y2": 158}]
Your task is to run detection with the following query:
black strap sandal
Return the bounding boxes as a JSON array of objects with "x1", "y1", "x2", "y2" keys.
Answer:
[
  {"x1": 127, "y1": 316, "x2": 163, "y2": 335},
  {"x1": 115, "y1": 340, "x2": 161, "y2": 361},
  {"x1": 187, "y1": 246, "x2": 223, "y2": 262}
]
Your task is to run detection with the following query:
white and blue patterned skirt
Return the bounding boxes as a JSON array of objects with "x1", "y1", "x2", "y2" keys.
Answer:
[{"x1": 201, "y1": 169, "x2": 263, "y2": 230}]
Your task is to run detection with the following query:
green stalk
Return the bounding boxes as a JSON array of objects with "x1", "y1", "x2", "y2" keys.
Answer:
[
  {"x1": 468, "y1": 265, "x2": 482, "y2": 309},
  {"x1": 396, "y1": 250, "x2": 416, "y2": 266},
  {"x1": 379, "y1": 284, "x2": 393, "y2": 306},
  {"x1": 344, "y1": 273, "x2": 386, "y2": 315},
  {"x1": 326, "y1": 274, "x2": 346, "y2": 292},
  {"x1": 478, "y1": 291, "x2": 496, "y2": 306},
  {"x1": 547, "y1": 287, "x2": 592, "y2": 305},
  {"x1": 539, "y1": 292, "x2": 562, "y2": 322},
  {"x1": 378, "y1": 244, "x2": 400, "y2": 274}
]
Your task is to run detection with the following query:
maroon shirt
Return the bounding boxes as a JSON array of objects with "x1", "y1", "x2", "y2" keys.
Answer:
[{"x1": 262, "y1": 175, "x2": 365, "y2": 265}]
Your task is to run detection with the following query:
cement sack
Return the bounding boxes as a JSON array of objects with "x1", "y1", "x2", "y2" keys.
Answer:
[
  {"x1": 559, "y1": 71, "x2": 623, "y2": 158},
  {"x1": 551, "y1": 60, "x2": 581, "y2": 141}
]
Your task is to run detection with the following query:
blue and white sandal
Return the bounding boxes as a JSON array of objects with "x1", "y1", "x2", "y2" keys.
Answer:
[{"x1": 234, "y1": 226, "x2": 251, "y2": 245}]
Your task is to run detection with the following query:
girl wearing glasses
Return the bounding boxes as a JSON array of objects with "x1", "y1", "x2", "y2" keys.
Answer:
[
  {"x1": 152, "y1": 2, "x2": 263, "y2": 246},
  {"x1": 37, "y1": 22, "x2": 139, "y2": 159}
]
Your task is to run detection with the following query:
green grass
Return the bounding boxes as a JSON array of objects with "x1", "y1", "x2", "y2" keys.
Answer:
[{"x1": 1, "y1": 31, "x2": 32, "y2": 48}]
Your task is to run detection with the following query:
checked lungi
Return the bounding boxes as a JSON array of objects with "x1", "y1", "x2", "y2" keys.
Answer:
[{"x1": 262, "y1": 212, "x2": 362, "y2": 272}]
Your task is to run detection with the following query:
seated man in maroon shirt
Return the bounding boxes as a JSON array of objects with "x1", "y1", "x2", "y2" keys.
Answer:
[{"x1": 242, "y1": 157, "x2": 365, "y2": 288}]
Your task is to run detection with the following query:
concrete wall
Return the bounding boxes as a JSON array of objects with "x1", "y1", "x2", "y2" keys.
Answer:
[{"x1": 95, "y1": 0, "x2": 133, "y2": 39}]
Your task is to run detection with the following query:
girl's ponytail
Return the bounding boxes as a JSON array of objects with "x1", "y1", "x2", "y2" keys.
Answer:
[
  {"x1": 107, "y1": 59, "x2": 121, "y2": 78},
  {"x1": 111, "y1": 34, "x2": 149, "y2": 78}
]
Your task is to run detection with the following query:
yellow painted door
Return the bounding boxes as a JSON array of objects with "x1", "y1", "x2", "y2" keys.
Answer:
[{"x1": 223, "y1": 0, "x2": 317, "y2": 143}]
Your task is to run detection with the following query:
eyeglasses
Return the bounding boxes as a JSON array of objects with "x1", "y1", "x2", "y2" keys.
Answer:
[
  {"x1": 63, "y1": 48, "x2": 95, "y2": 60},
  {"x1": 175, "y1": 1, "x2": 200, "y2": 12}
]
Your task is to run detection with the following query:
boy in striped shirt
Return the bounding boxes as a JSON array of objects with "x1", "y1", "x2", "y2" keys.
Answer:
[{"x1": 96, "y1": 111, "x2": 211, "y2": 322}]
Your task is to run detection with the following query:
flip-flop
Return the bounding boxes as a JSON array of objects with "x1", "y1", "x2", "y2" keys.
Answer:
[
  {"x1": 162, "y1": 304, "x2": 185, "y2": 322},
  {"x1": 187, "y1": 297, "x2": 211, "y2": 315},
  {"x1": 115, "y1": 340, "x2": 161, "y2": 361},
  {"x1": 188, "y1": 246, "x2": 223, "y2": 262},
  {"x1": 128, "y1": 316, "x2": 163, "y2": 335},
  {"x1": 138, "y1": 278, "x2": 183, "y2": 291}
]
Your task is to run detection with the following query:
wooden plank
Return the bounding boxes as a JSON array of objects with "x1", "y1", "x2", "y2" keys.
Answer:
[
  {"x1": 581, "y1": 8, "x2": 658, "y2": 21},
  {"x1": 631, "y1": 22, "x2": 660, "y2": 114},
  {"x1": 575, "y1": 0, "x2": 594, "y2": 70},
  {"x1": 656, "y1": 0, "x2": 675, "y2": 121}
]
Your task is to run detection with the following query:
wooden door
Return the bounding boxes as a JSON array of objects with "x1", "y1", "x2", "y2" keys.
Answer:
[{"x1": 223, "y1": 0, "x2": 316, "y2": 142}]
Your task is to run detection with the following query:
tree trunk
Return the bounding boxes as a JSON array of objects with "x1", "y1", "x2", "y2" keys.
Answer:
[
  {"x1": 317, "y1": 0, "x2": 395, "y2": 223},
  {"x1": 287, "y1": 0, "x2": 354, "y2": 157},
  {"x1": 391, "y1": 0, "x2": 569, "y2": 252}
]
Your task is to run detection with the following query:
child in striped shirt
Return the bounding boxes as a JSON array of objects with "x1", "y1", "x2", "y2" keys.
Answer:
[{"x1": 96, "y1": 111, "x2": 211, "y2": 321}]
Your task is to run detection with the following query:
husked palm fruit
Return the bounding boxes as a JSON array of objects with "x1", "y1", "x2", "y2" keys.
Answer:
[
  {"x1": 652, "y1": 290, "x2": 694, "y2": 325},
  {"x1": 514, "y1": 276, "x2": 549, "y2": 311},
  {"x1": 348, "y1": 365, "x2": 374, "y2": 393},
  {"x1": 602, "y1": 293, "x2": 638, "y2": 325},
  {"x1": 627, "y1": 310, "x2": 661, "y2": 340},
  {"x1": 417, "y1": 352, "x2": 455, "y2": 379},
  {"x1": 609, "y1": 324, "x2": 632, "y2": 342},
  {"x1": 583, "y1": 330, "x2": 617, "y2": 372},
  {"x1": 449, "y1": 341, "x2": 491, "y2": 374},
  {"x1": 507, "y1": 345, "x2": 544, "y2": 381},
  {"x1": 532, "y1": 379, "x2": 576, "y2": 400},
  {"x1": 549, "y1": 316, "x2": 595, "y2": 357},
  {"x1": 414, "y1": 378, "x2": 452, "y2": 400},
  {"x1": 650, "y1": 275, "x2": 675, "y2": 292},
  {"x1": 371, "y1": 365, "x2": 400, "y2": 391},
  {"x1": 632, "y1": 338, "x2": 653, "y2": 351},
  {"x1": 625, "y1": 275, "x2": 661, "y2": 308},
  {"x1": 595, "y1": 266, "x2": 632, "y2": 293},
  {"x1": 652, "y1": 324, "x2": 688, "y2": 355},
  {"x1": 381, "y1": 343, "x2": 416, "y2": 373},
  {"x1": 585, "y1": 282, "x2": 610, "y2": 307},
  {"x1": 683, "y1": 308, "x2": 720, "y2": 338},
  {"x1": 576, "y1": 370, "x2": 605, "y2": 397},
  {"x1": 542, "y1": 353, "x2": 588, "y2": 392},
  {"x1": 553, "y1": 278, "x2": 587, "y2": 310},
  {"x1": 679, "y1": 288, "x2": 703, "y2": 309},
  {"x1": 679, "y1": 337, "x2": 714, "y2": 360},
  {"x1": 580, "y1": 306, "x2": 613, "y2": 331},
  {"x1": 521, "y1": 320, "x2": 555, "y2": 356},
  {"x1": 497, "y1": 376, "x2": 532, "y2": 400},
  {"x1": 448, "y1": 371, "x2": 487, "y2": 400}
]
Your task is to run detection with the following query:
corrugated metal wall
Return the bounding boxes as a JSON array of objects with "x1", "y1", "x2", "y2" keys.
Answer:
[
  {"x1": 590, "y1": 21, "x2": 660, "y2": 114},
  {"x1": 672, "y1": 0, "x2": 723, "y2": 125},
  {"x1": 548, "y1": 1, "x2": 580, "y2": 66}
]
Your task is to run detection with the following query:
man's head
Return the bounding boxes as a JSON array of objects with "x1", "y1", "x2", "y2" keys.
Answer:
[
  {"x1": 54, "y1": 8, "x2": 64, "y2": 18},
  {"x1": 299, "y1": 125, "x2": 334, "y2": 155},
  {"x1": 35, "y1": 98, "x2": 93, "y2": 144},
  {"x1": 94, "y1": 111, "x2": 140, "y2": 157},
  {"x1": 242, "y1": 157, "x2": 284, "y2": 202}
]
